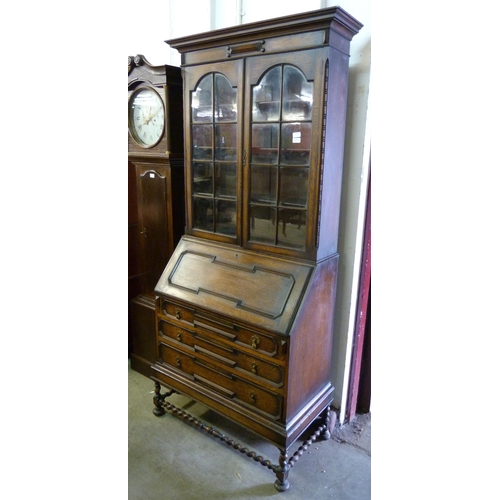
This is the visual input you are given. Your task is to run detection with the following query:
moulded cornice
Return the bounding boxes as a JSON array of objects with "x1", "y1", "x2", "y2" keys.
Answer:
[{"x1": 165, "y1": 6, "x2": 363, "y2": 53}]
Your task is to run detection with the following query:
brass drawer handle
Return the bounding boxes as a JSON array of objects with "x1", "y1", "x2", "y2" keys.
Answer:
[
  {"x1": 250, "y1": 392, "x2": 256, "y2": 405},
  {"x1": 251, "y1": 362, "x2": 258, "y2": 374},
  {"x1": 176, "y1": 331, "x2": 183, "y2": 342},
  {"x1": 175, "y1": 308, "x2": 181, "y2": 320},
  {"x1": 176, "y1": 357, "x2": 181, "y2": 368},
  {"x1": 251, "y1": 335, "x2": 260, "y2": 349}
]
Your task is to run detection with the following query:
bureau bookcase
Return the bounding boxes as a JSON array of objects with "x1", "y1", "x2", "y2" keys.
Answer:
[{"x1": 151, "y1": 7, "x2": 362, "y2": 491}]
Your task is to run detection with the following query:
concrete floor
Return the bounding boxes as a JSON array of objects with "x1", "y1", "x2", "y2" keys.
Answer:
[{"x1": 129, "y1": 362, "x2": 370, "y2": 499}]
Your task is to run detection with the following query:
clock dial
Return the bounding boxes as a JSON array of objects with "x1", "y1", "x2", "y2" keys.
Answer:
[{"x1": 128, "y1": 87, "x2": 165, "y2": 147}]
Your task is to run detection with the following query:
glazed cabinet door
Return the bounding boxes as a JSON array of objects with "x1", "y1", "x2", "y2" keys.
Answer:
[
  {"x1": 183, "y1": 60, "x2": 244, "y2": 245},
  {"x1": 243, "y1": 49, "x2": 327, "y2": 259}
]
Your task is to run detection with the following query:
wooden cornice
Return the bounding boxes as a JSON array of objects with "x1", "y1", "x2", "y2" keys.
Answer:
[{"x1": 165, "y1": 6, "x2": 363, "y2": 53}]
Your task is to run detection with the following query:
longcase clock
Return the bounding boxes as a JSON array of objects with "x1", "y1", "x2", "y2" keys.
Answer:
[
  {"x1": 151, "y1": 7, "x2": 362, "y2": 492},
  {"x1": 128, "y1": 54, "x2": 185, "y2": 377}
]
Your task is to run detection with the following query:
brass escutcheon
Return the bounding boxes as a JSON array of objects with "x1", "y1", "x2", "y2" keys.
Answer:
[
  {"x1": 251, "y1": 362, "x2": 258, "y2": 374},
  {"x1": 175, "y1": 309, "x2": 181, "y2": 320}
]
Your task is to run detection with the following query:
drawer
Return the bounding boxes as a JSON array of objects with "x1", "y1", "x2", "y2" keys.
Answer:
[
  {"x1": 159, "y1": 299, "x2": 194, "y2": 324},
  {"x1": 159, "y1": 342, "x2": 196, "y2": 377},
  {"x1": 158, "y1": 342, "x2": 282, "y2": 420},
  {"x1": 194, "y1": 314, "x2": 279, "y2": 357},
  {"x1": 157, "y1": 299, "x2": 280, "y2": 357},
  {"x1": 159, "y1": 320, "x2": 198, "y2": 347},
  {"x1": 158, "y1": 320, "x2": 284, "y2": 386}
]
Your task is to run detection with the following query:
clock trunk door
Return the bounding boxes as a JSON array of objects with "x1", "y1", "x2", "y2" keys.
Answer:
[{"x1": 136, "y1": 164, "x2": 173, "y2": 296}]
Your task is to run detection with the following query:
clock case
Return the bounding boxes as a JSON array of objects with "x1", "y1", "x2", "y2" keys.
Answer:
[{"x1": 128, "y1": 55, "x2": 186, "y2": 377}]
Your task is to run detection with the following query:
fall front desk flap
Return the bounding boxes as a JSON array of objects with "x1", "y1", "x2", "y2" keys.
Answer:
[{"x1": 155, "y1": 236, "x2": 314, "y2": 336}]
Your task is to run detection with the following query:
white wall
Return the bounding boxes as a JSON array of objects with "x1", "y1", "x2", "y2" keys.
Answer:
[{"x1": 126, "y1": 0, "x2": 371, "y2": 423}]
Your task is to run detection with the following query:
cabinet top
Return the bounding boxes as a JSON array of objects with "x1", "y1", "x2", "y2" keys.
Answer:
[{"x1": 165, "y1": 6, "x2": 362, "y2": 54}]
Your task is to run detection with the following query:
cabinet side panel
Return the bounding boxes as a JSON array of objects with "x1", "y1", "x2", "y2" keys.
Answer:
[
  {"x1": 317, "y1": 46, "x2": 350, "y2": 260},
  {"x1": 285, "y1": 255, "x2": 338, "y2": 421},
  {"x1": 170, "y1": 161, "x2": 186, "y2": 246}
]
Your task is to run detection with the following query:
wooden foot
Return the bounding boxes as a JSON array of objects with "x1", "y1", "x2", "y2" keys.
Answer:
[
  {"x1": 152, "y1": 381, "x2": 172, "y2": 416},
  {"x1": 321, "y1": 406, "x2": 335, "y2": 440},
  {"x1": 153, "y1": 405, "x2": 165, "y2": 416},
  {"x1": 274, "y1": 450, "x2": 291, "y2": 492}
]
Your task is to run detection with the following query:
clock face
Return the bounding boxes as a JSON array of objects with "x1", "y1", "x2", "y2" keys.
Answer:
[{"x1": 128, "y1": 87, "x2": 165, "y2": 148}]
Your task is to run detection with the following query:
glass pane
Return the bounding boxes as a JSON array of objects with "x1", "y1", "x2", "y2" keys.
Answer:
[
  {"x1": 281, "y1": 123, "x2": 311, "y2": 165},
  {"x1": 250, "y1": 165, "x2": 277, "y2": 204},
  {"x1": 282, "y1": 66, "x2": 313, "y2": 121},
  {"x1": 280, "y1": 167, "x2": 309, "y2": 207},
  {"x1": 192, "y1": 75, "x2": 213, "y2": 123},
  {"x1": 215, "y1": 200, "x2": 237, "y2": 236},
  {"x1": 214, "y1": 74, "x2": 237, "y2": 122},
  {"x1": 215, "y1": 124, "x2": 237, "y2": 161},
  {"x1": 249, "y1": 206, "x2": 276, "y2": 244},
  {"x1": 277, "y1": 209, "x2": 306, "y2": 249},
  {"x1": 193, "y1": 163, "x2": 213, "y2": 195},
  {"x1": 252, "y1": 124, "x2": 279, "y2": 164},
  {"x1": 252, "y1": 66, "x2": 281, "y2": 122},
  {"x1": 193, "y1": 197, "x2": 213, "y2": 231},
  {"x1": 192, "y1": 124, "x2": 213, "y2": 160},
  {"x1": 215, "y1": 163, "x2": 237, "y2": 198}
]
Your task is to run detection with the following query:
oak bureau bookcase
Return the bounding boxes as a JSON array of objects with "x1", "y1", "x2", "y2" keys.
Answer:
[{"x1": 151, "y1": 7, "x2": 362, "y2": 491}]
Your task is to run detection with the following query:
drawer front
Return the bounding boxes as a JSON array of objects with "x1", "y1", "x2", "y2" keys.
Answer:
[
  {"x1": 159, "y1": 299, "x2": 195, "y2": 324},
  {"x1": 159, "y1": 320, "x2": 198, "y2": 347},
  {"x1": 158, "y1": 319, "x2": 284, "y2": 386},
  {"x1": 158, "y1": 299, "x2": 279, "y2": 358},
  {"x1": 158, "y1": 342, "x2": 282, "y2": 419},
  {"x1": 159, "y1": 342, "x2": 196, "y2": 377},
  {"x1": 233, "y1": 327, "x2": 277, "y2": 356},
  {"x1": 194, "y1": 314, "x2": 278, "y2": 357}
]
